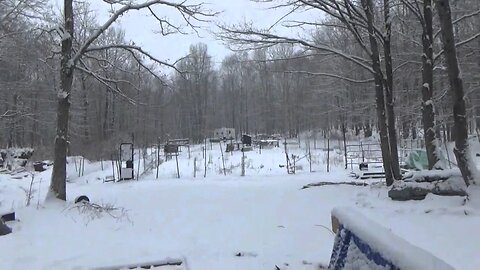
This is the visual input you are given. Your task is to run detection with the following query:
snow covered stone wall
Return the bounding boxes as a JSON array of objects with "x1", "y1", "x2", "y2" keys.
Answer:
[{"x1": 329, "y1": 207, "x2": 454, "y2": 270}]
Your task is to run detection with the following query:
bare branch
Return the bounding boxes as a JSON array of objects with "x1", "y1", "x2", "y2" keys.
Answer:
[
  {"x1": 283, "y1": 70, "x2": 375, "y2": 83},
  {"x1": 218, "y1": 24, "x2": 374, "y2": 73},
  {"x1": 72, "y1": 0, "x2": 217, "y2": 65},
  {"x1": 434, "y1": 8, "x2": 480, "y2": 40},
  {"x1": 434, "y1": 32, "x2": 480, "y2": 62},
  {"x1": 76, "y1": 61, "x2": 138, "y2": 105}
]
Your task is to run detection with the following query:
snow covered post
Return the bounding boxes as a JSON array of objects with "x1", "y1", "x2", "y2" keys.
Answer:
[
  {"x1": 74, "y1": 156, "x2": 78, "y2": 173},
  {"x1": 111, "y1": 159, "x2": 116, "y2": 181},
  {"x1": 284, "y1": 138, "x2": 289, "y2": 174},
  {"x1": 342, "y1": 123, "x2": 347, "y2": 170},
  {"x1": 78, "y1": 158, "x2": 84, "y2": 177},
  {"x1": 137, "y1": 149, "x2": 141, "y2": 180},
  {"x1": 156, "y1": 143, "x2": 160, "y2": 179},
  {"x1": 194, "y1": 157, "x2": 197, "y2": 178},
  {"x1": 327, "y1": 137, "x2": 330, "y2": 173},
  {"x1": 204, "y1": 138, "x2": 207, "y2": 178},
  {"x1": 309, "y1": 146, "x2": 312, "y2": 173},
  {"x1": 175, "y1": 152, "x2": 180, "y2": 178},
  {"x1": 219, "y1": 142, "x2": 226, "y2": 176},
  {"x1": 241, "y1": 149, "x2": 245, "y2": 176},
  {"x1": 118, "y1": 159, "x2": 122, "y2": 180}
]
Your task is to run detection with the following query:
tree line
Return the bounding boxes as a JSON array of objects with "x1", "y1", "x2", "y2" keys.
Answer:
[{"x1": 0, "y1": 0, "x2": 478, "y2": 199}]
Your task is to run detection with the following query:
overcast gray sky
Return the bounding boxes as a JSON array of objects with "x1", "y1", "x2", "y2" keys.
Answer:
[{"x1": 52, "y1": 0, "x2": 318, "y2": 65}]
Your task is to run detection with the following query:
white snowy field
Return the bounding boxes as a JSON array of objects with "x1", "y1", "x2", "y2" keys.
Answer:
[{"x1": 1, "y1": 140, "x2": 480, "y2": 269}]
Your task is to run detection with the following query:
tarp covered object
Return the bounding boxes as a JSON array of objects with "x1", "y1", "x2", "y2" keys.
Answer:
[
  {"x1": 405, "y1": 149, "x2": 429, "y2": 170},
  {"x1": 329, "y1": 207, "x2": 454, "y2": 270}
]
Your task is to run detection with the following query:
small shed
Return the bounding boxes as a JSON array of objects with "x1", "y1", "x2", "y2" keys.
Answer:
[{"x1": 214, "y1": 127, "x2": 235, "y2": 140}]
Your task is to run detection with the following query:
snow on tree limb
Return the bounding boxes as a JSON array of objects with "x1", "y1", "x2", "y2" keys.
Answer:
[
  {"x1": 217, "y1": 24, "x2": 374, "y2": 74},
  {"x1": 434, "y1": 32, "x2": 480, "y2": 62},
  {"x1": 283, "y1": 70, "x2": 374, "y2": 84},
  {"x1": 72, "y1": 0, "x2": 217, "y2": 66},
  {"x1": 84, "y1": 44, "x2": 183, "y2": 75}
]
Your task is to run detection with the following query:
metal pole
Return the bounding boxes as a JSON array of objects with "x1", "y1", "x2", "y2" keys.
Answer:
[
  {"x1": 194, "y1": 157, "x2": 197, "y2": 178},
  {"x1": 343, "y1": 123, "x2": 347, "y2": 170},
  {"x1": 156, "y1": 143, "x2": 160, "y2": 179},
  {"x1": 219, "y1": 142, "x2": 226, "y2": 176},
  {"x1": 309, "y1": 146, "x2": 312, "y2": 173},
  {"x1": 241, "y1": 149, "x2": 245, "y2": 176},
  {"x1": 136, "y1": 149, "x2": 141, "y2": 180},
  {"x1": 175, "y1": 152, "x2": 180, "y2": 178},
  {"x1": 204, "y1": 138, "x2": 207, "y2": 178},
  {"x1": 111, "y1": 158, "x2": 115, "y2": 181}
]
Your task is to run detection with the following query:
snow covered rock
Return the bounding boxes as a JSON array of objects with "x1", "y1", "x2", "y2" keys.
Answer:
[{"x1": 388, "y1": 170, "x2": 467, "y2": 201}]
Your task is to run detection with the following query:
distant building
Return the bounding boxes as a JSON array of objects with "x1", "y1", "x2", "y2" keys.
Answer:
[{"x1": 214, "y1": 127, "x2": 235, "y2": 140}]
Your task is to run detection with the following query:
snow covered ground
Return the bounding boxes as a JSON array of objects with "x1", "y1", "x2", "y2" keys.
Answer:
[{"x1": 1, "y1": 140, "x2": 479, "y2": 269}]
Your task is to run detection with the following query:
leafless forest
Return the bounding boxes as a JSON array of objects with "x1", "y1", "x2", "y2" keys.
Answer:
[{"x1": 0, "y1": 1, "x2": 479, "y2": 198}]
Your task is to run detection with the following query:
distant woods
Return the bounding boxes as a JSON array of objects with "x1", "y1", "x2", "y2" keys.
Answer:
[{"x1": 0, "y1": 0, "x2": 479, "y2": 163}]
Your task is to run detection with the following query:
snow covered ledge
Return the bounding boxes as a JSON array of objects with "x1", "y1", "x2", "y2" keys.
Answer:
[{"x1": 329, "y1": 207, "x2": 454, "y2": 270}]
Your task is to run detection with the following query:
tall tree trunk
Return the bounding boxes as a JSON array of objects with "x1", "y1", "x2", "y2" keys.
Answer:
[
  {"x1": 111, "y1": 94, "x2": 115, "y2": 136},
  {"x1": 103, "y1": 90, "x2": 109, "y2": 140},
  {"x1": 421, "y1": 0, "x2": 441, "y2": 170},
  {"x1": 362, "y1": 0, "x2": 394, "y2": 185},
  {"x1": 476, "y1": 0, "x2": 480, "y2": 137},
  {"x1": 80, "y1": 72, "x2": 89, "y2": 143},
  {"x1": 436, "y1": 0, "x2": 475, "y2": 185},
  {"x1": 49, "y1": 0, "x2": 74, "y2": 200},
  {"x1": 8, "y1": 94, "x2": 18, "y2": 148},
  {"x1": 31, "y1": 90, "x2": 38, "y2": 147},
  {"x1": 383, "y1": 0, "x2": 401, "y2": 180}
]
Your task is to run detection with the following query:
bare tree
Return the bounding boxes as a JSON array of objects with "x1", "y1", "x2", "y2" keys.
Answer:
[
  {"x1": 48, "y1": 0, "x2": 216, "y2": 201},
  {"x1": 435, "y1": 0, "x2": 477, "y2": 185},
  {"x1": 218, "y1": 0, "x2": 402, "y2": 184}
]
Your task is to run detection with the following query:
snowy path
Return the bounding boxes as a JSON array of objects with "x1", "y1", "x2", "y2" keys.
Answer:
[
  {"x1": 2, "y1": 175, "x2": 349, "y2": 269},
  {"x1": 1, "y1": 148, "x2": 479, "y2": 269}
]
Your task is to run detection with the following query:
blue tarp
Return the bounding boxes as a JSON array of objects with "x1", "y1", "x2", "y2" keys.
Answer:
[
  {"x1": 329, "y1": 207, "x2": 454, "y2": 270},
  {"x1": 329, "y1": 225, "x2": 398, "y2": 270}
]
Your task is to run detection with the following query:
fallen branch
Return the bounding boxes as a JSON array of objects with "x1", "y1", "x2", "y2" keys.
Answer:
[
  {"x1": 66, "y1": 202, "x2": 131, "y2": 225},
  {"x1": 301, "y1": 181, "x2": 368, "y2": 190}
]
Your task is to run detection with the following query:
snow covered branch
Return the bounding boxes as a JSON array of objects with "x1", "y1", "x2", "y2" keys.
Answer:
[
  {"x1": 72, "y1": 0, "x2": 217, "y2": 65},
  {"x1": 283, "y1": 70, "x2": 375, "y2": 84},
  {"x1": 76, "y1": 61, "x2": 138, "y2": 105},
  {"x1": 218, "y1": 24, "x2": 374, "y2": 74}
]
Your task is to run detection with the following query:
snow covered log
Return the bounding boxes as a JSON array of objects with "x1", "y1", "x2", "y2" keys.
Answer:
[
  {"x1": 93, "y1": 258, "x2": 185, "y2": 270},
  {"x1": 389, "y1": 170, "x2": 467, "y2": 201},
  {"x1": 329, "y1": 207, "x2": 454, "y2": 270}
]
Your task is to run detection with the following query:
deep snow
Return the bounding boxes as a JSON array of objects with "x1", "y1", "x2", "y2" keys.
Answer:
[{"x1": 0, "y1": 139, "x2": 479, "y2": 269}]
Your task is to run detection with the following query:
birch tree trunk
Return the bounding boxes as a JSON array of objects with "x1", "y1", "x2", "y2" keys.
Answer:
[
  {"x1": 49, "y1": 0, "x2": 74, "y2": 200},
  {"x1": 436, "y1": 0, "x2": 475, "y2": 185}
]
